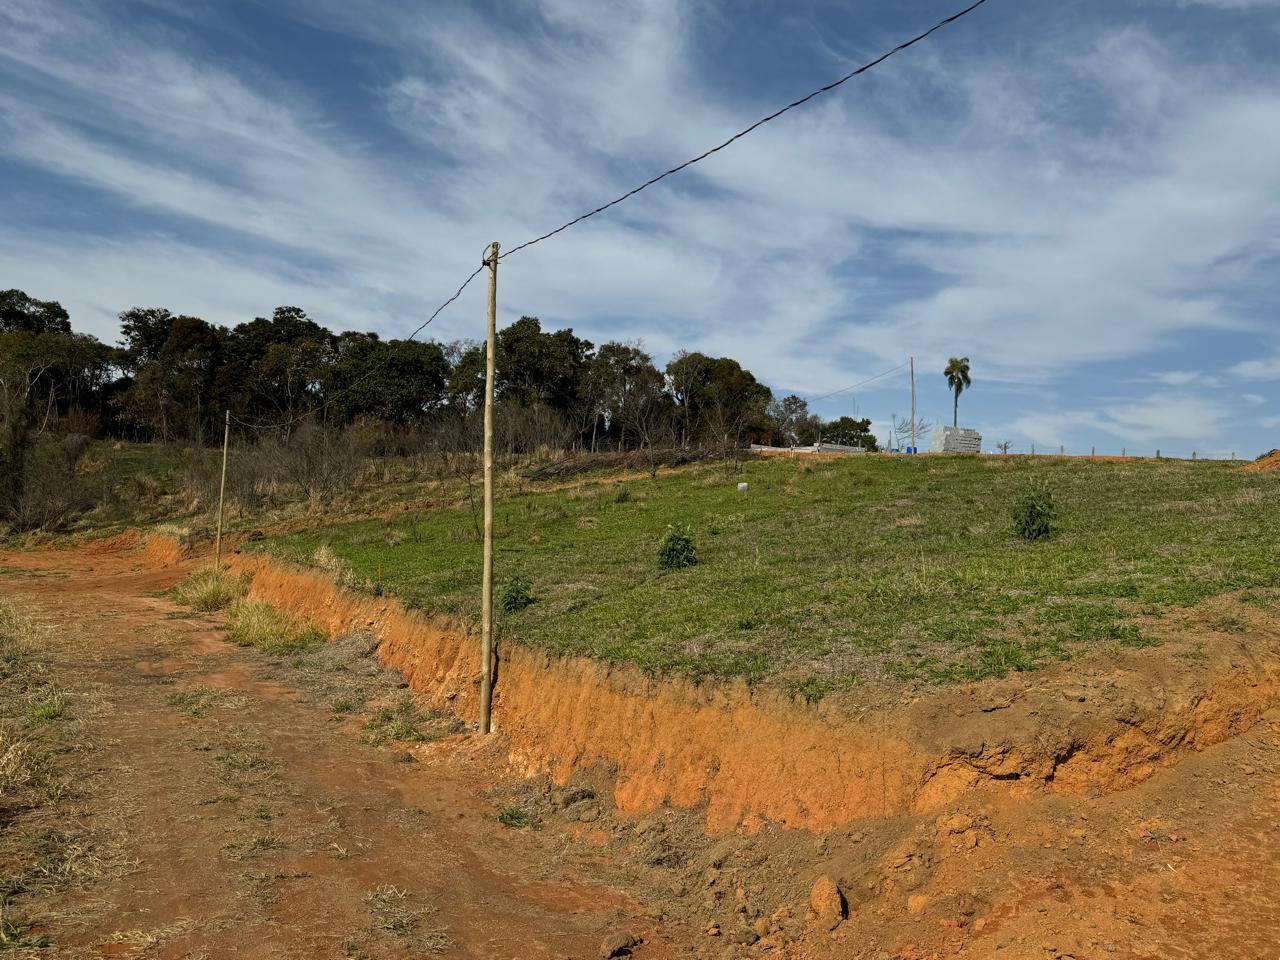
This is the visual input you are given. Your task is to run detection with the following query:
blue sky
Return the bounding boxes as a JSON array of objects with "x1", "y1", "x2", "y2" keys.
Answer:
[{"x1": 2, "y1": 0, "x2": 1278, "y2": 456}]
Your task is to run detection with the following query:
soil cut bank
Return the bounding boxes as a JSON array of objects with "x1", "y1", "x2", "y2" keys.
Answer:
[{"x1": 218, "y1": 537, "x2": 1280, "y2": 833}]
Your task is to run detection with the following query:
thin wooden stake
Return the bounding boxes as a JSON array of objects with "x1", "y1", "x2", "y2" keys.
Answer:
[
  {"x1": 909, "y1": 356, "x2": 916, "y2": 454},
  {"x1": 214, "y1": 409, "x2": 230, "y2": 570},
  {"x1": 480, "y1": 241, "x2": 499, "y2": 735}
]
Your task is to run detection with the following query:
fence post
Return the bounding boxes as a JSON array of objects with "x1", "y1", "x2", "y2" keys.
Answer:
[
  {"x1": 214, "y1": 409, "x2": 230, "y2": 570},
  {"x1": 480, "y1": 241, "x2": 500, "y2": 735}
]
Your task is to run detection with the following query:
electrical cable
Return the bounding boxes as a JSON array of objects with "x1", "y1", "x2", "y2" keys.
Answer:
[
  {"x1": 498, "y1": 0, "x2": 990, "y2": 260},
  {"x1": 806, "y1": 359, "x2": 910, "y2": 404}
]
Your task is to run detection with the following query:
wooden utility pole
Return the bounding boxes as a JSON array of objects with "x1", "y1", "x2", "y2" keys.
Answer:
[
  {"x1": 214, "y1": 409, "x2": 230, "y2": 570},
  {"x1": 480, "y1": 242, "x2": 499, "y2": 735},
  {"x1": 909, "y1": 356, "x2": 916, "y2": 454}
]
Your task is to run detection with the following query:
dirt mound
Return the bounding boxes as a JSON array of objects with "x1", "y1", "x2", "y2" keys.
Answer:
[{"x1": 1243, "y1": 448, "x2": 1280, "y2": 472}]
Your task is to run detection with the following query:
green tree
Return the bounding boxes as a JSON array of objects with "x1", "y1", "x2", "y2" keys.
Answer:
[
  {"x1": 118, "y1": 314, "x2": 225, "y2": 441},
  {"x1": 329, "y1": 333, "x2": 450, "y2": 423},
  {"x1": 495, "y1": 316, "x2": 592, "y2": 412},
  {"x1": 767, "y1": 394, "x2": 820, "y2": 446},
  {"x1": 664, "y1": 351, "x2": 772, "y2": 447},
  {"x1": 0, "y1": 290, "x2": 71, "y2": 335},
  {"x1": 118, "y1": 307, "x2": 178, "y2": 371},
  {"x1": 944, "y1": 356, "x2": 972, "y2": 428},
  {"x1": 821, "y1": 415, "x2": 878, "y2": 451},
  {"x1": 585, "y1": 342, "x2": 669, "y2": 451}
]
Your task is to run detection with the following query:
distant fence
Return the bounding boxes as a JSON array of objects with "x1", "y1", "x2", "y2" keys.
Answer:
[
  {"x1": 753, "y1": 442, "x2": 1257, "y2": 462},
  {"x1": 751, "y1": 443, "x2": 870, "y2": 456},
  {"x1": 976, "y1": 445, "x2": 1245, "y2": 462}
]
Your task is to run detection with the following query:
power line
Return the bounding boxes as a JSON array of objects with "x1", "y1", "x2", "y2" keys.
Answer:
[
  {"x1": 227, "y1": 0, "x2": 992, "y2": 431},
  {"x1": 806, "y1": 360, "x2": 910, "y2": 405},
  {"x1": 498, "y1": 0, "x2": 991, "y2": 261}
]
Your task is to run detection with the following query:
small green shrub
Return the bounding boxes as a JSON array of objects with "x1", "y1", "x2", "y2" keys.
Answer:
[
  {"x1": 658, "y1": 525, "x2": 697, "y2": 570},
  {"x1": 498, "y1": 576, "x2": 534, "y2": 613},
  {"x1": 1012, "y1": 481, "x2": 1055, "y2": 541},
  {"x1": 497, "y1": 806, "x2": 534, "y2": 829}
]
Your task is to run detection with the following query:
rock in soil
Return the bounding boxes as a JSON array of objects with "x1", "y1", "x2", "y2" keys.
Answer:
[
  {"x1": 600, "y1": 931, "x2": 640, "y2": 957},
  {"x1": 810, "y1": 874, "x2": 847, "y2": 930}
]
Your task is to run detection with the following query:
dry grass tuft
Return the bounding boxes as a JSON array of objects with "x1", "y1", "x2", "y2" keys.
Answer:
[
  {"x1": 363, "y1": 885, "x2": 450, "y2": 952},
  {"x1": 226, "y1": 599, "x2": 325, "y2": 654},
  {"x1": 169, "y1": 569, "x2": 245, "y2": 612}
]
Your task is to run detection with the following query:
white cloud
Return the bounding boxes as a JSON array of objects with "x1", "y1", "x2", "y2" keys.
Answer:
[
  {"x1": 0, "y1": 0, "x2": 1277, "y2": 456},
  {"x1": 1004, "y1": 392, "x2": 1230, "y2": 450},
  {"x1": 1231, "y1": 354, "x2": 1280, "y2": 380}
]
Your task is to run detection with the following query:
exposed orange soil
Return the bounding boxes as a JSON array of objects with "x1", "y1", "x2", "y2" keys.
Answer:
[
  {"x1": 3, "y1": 535, "x2": 1280, "y2": 959},
  {"x1": 229, "y1": 550, "x2": 1280, "y2": 833},
  {"x1": 1243, "y1": 449, "x2": 1280, "y2": 473},
  {"x1": 0, "y1": 541, "x2": 689, "y2": 959}
]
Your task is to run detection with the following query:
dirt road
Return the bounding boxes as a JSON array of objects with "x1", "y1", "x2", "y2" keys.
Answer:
[
  {"x1": 4, "y1": 540, "x2": 1280, "y2": 960},
  {"x1": 0, "y1": 543, "x2": 685, "y2": 960}
]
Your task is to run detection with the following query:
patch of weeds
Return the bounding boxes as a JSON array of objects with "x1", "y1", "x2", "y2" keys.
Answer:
[
  {"x1": 226, "y1": 599, "x2": 325, "y2": 655},
  {"x1": 1116, "y1": 625, "x2": 1159, "y2": 649},
  {"x1": 166, "y1": 687, "x2": 219, "y2": 718},
  {"x1": 785, "y1": 676, "x2": 832, "y2": 704},
  {"x1": 25, "y1": 693, "x2": 66, "y2": 727},
  {"x1": 168, "y1": 569, "x2": 245, "y2": 612},
  {"x1": 364, "y1": 885, "x2": 450, "y2": 953},
  {"x1": 658, "y1": 524, "x2": 697, "y2": 570},
  {"x1": 1012, "y1": 480, "x2": 1055, "y2": 541},
  {"x1": 246, "y1": 835, "x2": 285, "y2": 854},
  {"x1": 1215, "y1": 615, "x2": 1246, "y2": 634},
  {"x1": 1240, "y1": 590, "x2": 1279, "y2": 610},
  {"x1": 497, "y1": 806, "x2": 535, "y2": 829},
  {"x1": 498, "y1": 576, "x2": 534, "y2": 613},
  {"x1": 331, "y1": 696, "x2": 358, "y2": 716},
  {"x1": 363, "y1": 693, "x2": 430, "y2": 744},
  {"x1": 0, "y1": 901, "x2": 49, "y2": 950},
  {"x1": 1177, "y1": 641, "x2": 1209, "y2": 662}
]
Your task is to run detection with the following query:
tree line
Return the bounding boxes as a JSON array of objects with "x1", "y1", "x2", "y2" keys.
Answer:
[{"x1": 1, "y1": 287, "x2": 878, "y2": 454}]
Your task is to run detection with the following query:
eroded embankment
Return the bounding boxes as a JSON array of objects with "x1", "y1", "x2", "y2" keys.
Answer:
[{"x1": 144, "y1": 536, "x2": 1280, "y2": 833}]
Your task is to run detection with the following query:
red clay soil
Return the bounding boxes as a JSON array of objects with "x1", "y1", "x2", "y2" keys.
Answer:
[
  {"x1": 229, "y1": 552, "x2": 1280, "y2": 834},
  {"x1": 0, "y1": 541, "x2": 689, "y2": 960},
  {"x1": 3, "y1": 536, "x2": 1280, "y2": 959},
  {"x1": 1243, "y1": 449, "x2": 1280, "y2": 473}
]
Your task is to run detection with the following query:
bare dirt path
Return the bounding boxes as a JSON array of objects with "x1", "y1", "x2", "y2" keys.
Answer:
[
  {"x1": 5, "y1": 540, "x2": 1280, "y2": 960},
  {"x1": 0, "y1": 543, "x2": 687, "y2": 960}
]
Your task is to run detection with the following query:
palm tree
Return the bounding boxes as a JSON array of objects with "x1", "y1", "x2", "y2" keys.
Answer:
[{"x1": 943, "y1": 357, "x2": 971, "y2": 428}]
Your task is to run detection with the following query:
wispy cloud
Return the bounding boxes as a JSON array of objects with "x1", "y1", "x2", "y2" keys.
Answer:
[{"x1": 0, "y1": 0, "x2": 1277, "y2": 455}]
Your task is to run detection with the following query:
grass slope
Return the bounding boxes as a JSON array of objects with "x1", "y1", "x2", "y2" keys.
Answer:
[{"x1": 259, "y1": 455, "x2": 1280, "y2": 694}]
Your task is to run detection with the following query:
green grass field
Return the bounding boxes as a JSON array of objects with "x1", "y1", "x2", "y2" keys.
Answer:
[{"x1": 257, "y1": 455, "x2": 1280, "y2": 696}]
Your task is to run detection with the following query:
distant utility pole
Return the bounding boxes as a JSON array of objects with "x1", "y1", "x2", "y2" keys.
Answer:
[
  {"x1": 910, "y1": 356, "x2": 916, "y2": 454},
  {"x1": 214, "y1": 409, "x2": 230, "y2": 570},
  {"x1": 480, "y1": 242, "x2": 499, "y2": 735}
]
